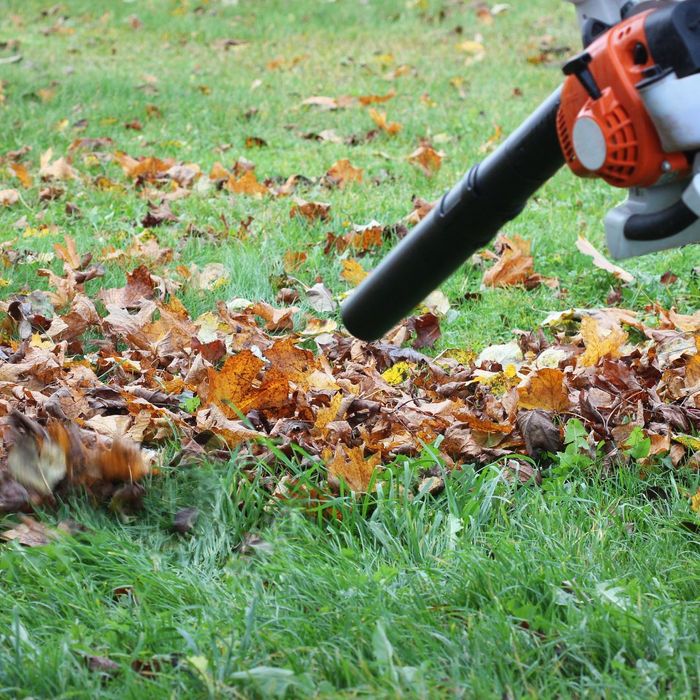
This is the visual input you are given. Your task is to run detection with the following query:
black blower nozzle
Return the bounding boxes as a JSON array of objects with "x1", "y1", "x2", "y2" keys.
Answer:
[{"x1": 341, "y1": 87, "x2": 565, "y2": 342}]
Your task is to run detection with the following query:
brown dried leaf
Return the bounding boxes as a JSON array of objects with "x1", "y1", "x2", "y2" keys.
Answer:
[
  {"x1": 9, "y1": 162, "x2": 33, "y2": 188},
  {"x1": 98, "y1": 265, "x2": 155, "y2": 308},
  {"x1": 576, "y1": 235, "x2": 635, "y2": 284},
  {"x1": 249, "y1": 301, "x2": 298, "y2": 331},
  {"x1": 518, "y1": 368, "x2": 570, "y2": 412},
  {"x1": 39, "y1": 149, "x2": 78, "y2": 181},
  {"x1": 1, "y1": 516, "x2": 60, "y2": 547},
  {"x1": 326, "y1": 159, "x2": 363, "y2": 189},
  {"x1": 368, "y1": 108, "x2": 402, "y2": 135},
  {"x1": 290, "y1": 198, "x2": 330, "y2": 222},
  {"x1": 408, "y1": 146, "x2": 443, "y2": 176},
  {"x1": 302, "y1": 95, "x2": 354, "y2": 110},
  {"x1": 225, "y1": 170, "x2": 269, "y2": 197},
  {"x1": 327, "y1": 444, "x2": 382, "y2": 492}
]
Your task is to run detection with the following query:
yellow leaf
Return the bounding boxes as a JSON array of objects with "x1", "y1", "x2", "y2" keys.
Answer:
[
  {"x1": 691, "y1": 489, "x2": 700, "y2": 514},
  {"x1": 313, "y1": 393, "x2": 344, "y2": 435},
  {"x1": 340, "y1": 258, "x2": 368, "y2": 286},
  {"x1": 381, "y1": 361, "x2": 415, "y2": 386},
  {"x1": 673, "y1": 434, "x2": 700, "y2": 452},
  {"x1": 578, "y1": 316, "x2": 628, "y2": 367},
  {"x1": 457, "y1": 39, "x2": 485, "y2": 55}
]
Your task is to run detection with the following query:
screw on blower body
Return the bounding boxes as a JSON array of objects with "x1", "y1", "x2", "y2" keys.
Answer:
[{"x1": 342, "y1": 0, "x2": 700, "y2": 342}]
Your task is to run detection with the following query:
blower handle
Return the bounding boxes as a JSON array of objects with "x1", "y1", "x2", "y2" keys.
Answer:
[{"x1": 341, "y1": 87, "x2": 565, "y2": 342}]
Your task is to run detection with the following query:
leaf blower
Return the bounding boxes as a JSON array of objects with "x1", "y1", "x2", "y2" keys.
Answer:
[{"x1": 342, "y1": 0, "x2": 700, "y2": 341}]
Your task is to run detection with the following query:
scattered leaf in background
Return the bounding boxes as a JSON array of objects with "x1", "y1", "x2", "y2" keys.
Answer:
[
  {"x1": 576, "y1": 235, "x2": 635, "y2": 283},
  {"x1": 326, "y1": 159, "x2": 363, "y2": 189},
  {"x1": 368, "y1": 109, "x2": 402, "y2": 135},
  {"x1": 340, "y1": 258, "x2": 368, "y2": 286},
  {"x1": 408, "y1": 146, "x2": 443, "y2": 176}
]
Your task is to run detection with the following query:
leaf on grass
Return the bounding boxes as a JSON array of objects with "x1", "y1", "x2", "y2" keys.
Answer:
[
  {"x1": 300, "y1": 317, "x2": 337, "y2": 336},
  {"x1": 290, "y1": 198, "x2": 330, "y2": 222},
  {"x1": 576, "y1": 235, "x2": 635, "y2": 283},
  {"x1": 483, "y1": 235, "x2": 558, "y2": 289},
  {"x1": 225, "y1": 170, "x2": 269, "y2": 197},
  {"x1": 0, "y1": 516, "x2": 60, "y2": 547},
  {"x1": 306, "y1": 282, "x2": 336, "y2": 313},
  {"x1": 173, "y1": 507, "x2": 199, "y2": 534},
  {"x1": 368, "y1": 108, "x2": 402, "y2": 135},
  {"x1": 578, "y1": 315, "x2": 628, "y2": 367},
  {"x1": 0, "y1": 189, "x2": 20, "y2": 206},
  {"x1": 457, "y1": 39, "x2": 485, "y2": 56},
  {"x1": 99, "y1": 265, "x2": 155, "y2": 308},
  {"x1": 327, "y1": 444, "x2": 382, "y2": 493},
  {"x1": 9, "y1": 162, "x2": 33, "y2": 188},
  {"x1": 249, "y1": 301, "x2": 298, "y2": 331},
  {"x1": 326, "y1": 159, "x2": 363, "y2": 189},
  {"x1": 142, "y1": 200, "x2": 178, "y2": 227},
  {"x1": 408, "y1": 145, "x2": 443, "y2": 176},
  {"x1": 39, "y1": 149, "x2": 78, "y2": 181},
  {"x1": 358, "y1": 90, "x2": 396, "y2": 105},
  {"x1": 691, "y1": 489, "x2": 700, "y2": 514},
  {"x1": 189, "y1": 263, "x2": 228, "y2": 292},
  {"x1": 282, "y1": 250, "x2": 307, "y2": 273},
  {"x1": 518, "y1": 368, "x2": 570, "y2": 412},
  {"x1": 301, "y1": 95, "x2": 354, "y2": 110},
  {"x1": 340, "y1": 258, "x2": 368, "y2": 286},
  {"x1": 406, "y1": 196, "x2": 435, "y2": 225},
  {"x1": 517, "y1": 410, "x2": 563, "y2": 458},
  {"x1": 114, "y1": 153, "x2": 173, "y2": 181}
]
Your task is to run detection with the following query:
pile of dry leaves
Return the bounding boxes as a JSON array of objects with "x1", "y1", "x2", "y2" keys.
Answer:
[{"x1": 1, "y1": 228, "x2": 699, "y2": 523}]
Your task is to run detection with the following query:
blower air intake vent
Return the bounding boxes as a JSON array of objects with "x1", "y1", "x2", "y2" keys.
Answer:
[{"x1": 599, "y1": 102, "x2": 639, "y2": 186}]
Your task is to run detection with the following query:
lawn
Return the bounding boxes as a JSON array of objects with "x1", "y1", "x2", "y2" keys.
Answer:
[{"x1": 0, "y1": 0, "x2": 699, "y2": 697}]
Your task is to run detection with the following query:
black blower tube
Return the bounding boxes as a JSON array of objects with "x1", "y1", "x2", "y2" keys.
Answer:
[{"x1": 342, "y1": 87, "x2": 565, "y2": 342}]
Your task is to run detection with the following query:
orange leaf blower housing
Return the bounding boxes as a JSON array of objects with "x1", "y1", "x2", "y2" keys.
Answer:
[{"x1": 557, "y1": 10, "x2": 691, "y2": 188}]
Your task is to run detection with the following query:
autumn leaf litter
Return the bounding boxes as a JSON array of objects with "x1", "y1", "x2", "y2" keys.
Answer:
[{"x1": 1, "y1": 126, "x2": 700, "y2": 535}]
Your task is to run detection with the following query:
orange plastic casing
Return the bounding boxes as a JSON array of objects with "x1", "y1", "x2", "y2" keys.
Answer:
[{"x1": 557, "y1": 10, "x2": 690, "y2": 188}]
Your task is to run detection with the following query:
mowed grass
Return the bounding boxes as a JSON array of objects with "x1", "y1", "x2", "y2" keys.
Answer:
[{"x1": 1, "y1": 0, "x2": 699, "y2": 697}]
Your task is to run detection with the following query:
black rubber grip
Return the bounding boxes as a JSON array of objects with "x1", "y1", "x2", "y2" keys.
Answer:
[
  {"x1": 624, "y1": 198, "x2": 698, "y2": 241},
  {"x1": 341, "y1": 87, "x2": 565, "y2": 342}
]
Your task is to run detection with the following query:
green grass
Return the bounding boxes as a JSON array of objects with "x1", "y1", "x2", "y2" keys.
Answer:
[{"x1": 1, "y1": 0, "x2": 700, "y2": 697}]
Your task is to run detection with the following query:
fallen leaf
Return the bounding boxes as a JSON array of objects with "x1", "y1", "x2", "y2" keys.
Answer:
[
  {"x1": 173, "y1": 507, "x2": 199, "y2": 534},
  {"x1": 0, "y1": 189, "x2": 20, "y2": 206},
  {"x1": 326, "y1": 159, "x2": 363, "y2": 189},
  {"x1": 290, "y1": 198, "x2": 330, "y2": 222},
  {"x1": 327, "y1": 445, "x2": 382, "y2": 493},
  {"x1": 368, "y1": 108, "x2": 402, "y2": 135},
  {"x1": 576, "y1": 235, "x2": 635, "y2": 284},
  {"x1": 340, "y1": 258, "x2": 368, "y2": 286},
  {"x1": 518, "y1": 368, "x2": 570, "y2": 412},
  {"x1": 302, "y1": 95, "x2": 354, "y2": 110},
  {"x1": 9, "y1": 162, "x2": 33, "y2": 188},
  {"x1": 408, "y1": 146, "x2": 443, "y2": 176},
  {"x1": 517, "y1": 410, "x2": 563, "y2": 458},
  {"x1": 306, "y1": 282, "x2": 336, "y2": 313},
  {"x1": 225, "y1": 170, "x2": 269, "y2": 197},
  {"x1": 578, "y1": 315, "x2": 628, "y2": 367},
  {"x1": 39, "y1": 148, "x2": 78, "y2": 180},
  {"x1": 1, "y1": 516, "x2": 60, "y2": 547}
]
